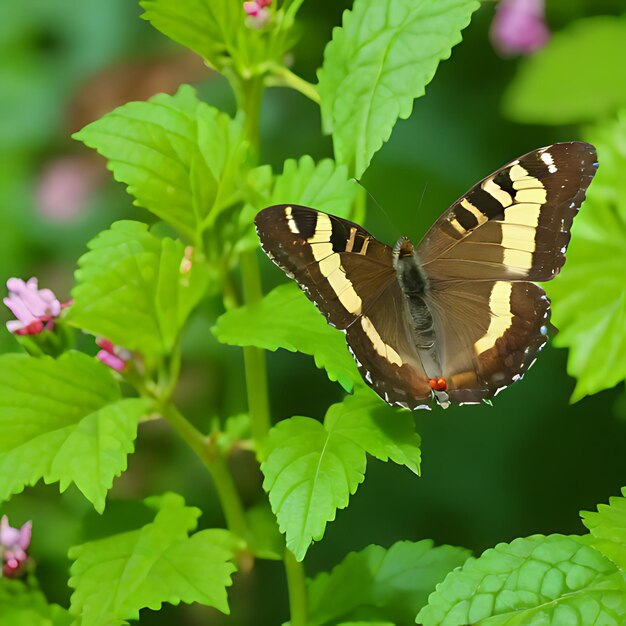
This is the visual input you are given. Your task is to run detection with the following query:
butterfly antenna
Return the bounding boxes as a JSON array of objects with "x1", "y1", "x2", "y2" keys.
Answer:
[
  {"x1": 353, "y1": 178, "x2": 401, "y2": 239},
  {"x1": 416, "y1": 181, "x2": 429, "y2": 217}
]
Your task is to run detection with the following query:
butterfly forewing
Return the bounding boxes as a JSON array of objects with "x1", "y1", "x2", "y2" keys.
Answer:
[
  {"x1": 255, "y1": 204, "x2": 395, "y2": 329},
  {"x1": 419, "y1": 142, "x2": 598, "y2": 281}
]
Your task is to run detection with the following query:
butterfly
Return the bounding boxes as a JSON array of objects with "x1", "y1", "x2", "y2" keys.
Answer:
[{"x1": 255, "y1": 142, "x2": 598, "y2": 409}]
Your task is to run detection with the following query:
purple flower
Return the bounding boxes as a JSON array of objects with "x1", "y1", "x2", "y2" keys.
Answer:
[
  {"x1": 490, "y1": 0, "x2": 550, "y2": 57},
  {"x1": 243, "y1": 0, "x2": 271, "y2": 29},
  {"x1": 1, "y1": 515, "x2": 32, "y2": 578},
  {"x1": 96, "y1": 338, "x2": 131, "y2": 373},
  {"x1": 3, "y1": 278, "x2": 62, "y2": 336}
]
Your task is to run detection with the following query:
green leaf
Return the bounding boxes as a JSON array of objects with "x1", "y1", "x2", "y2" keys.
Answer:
[
  {"x1": 417, "y1": 534, "x2": 626, "y2": 626},
  {"x1": 261, "y1": 391, "x2": 422, "y2": 561},
  {"x1": 140, "y1": 0, "x2": 294, "y2": 75},
  {"x1": 0, "y1": 579, "x2": 71, "y2": 626},
  {"x1": 0, "y1": 351, "x2": 149, "y2": 512},
  {"x1": 582, "y1": 487, "x2": 626, "y2": 572},
  {"x1": 213, "y1": 283, "x2": 360, "y2": 392},
  {"x1": 308, "y1": 540, "x2": 471, "y2": 625},
  {"x1": 236, "y1": 156, "x2": 358, "y2": 255},
  {"x1": 318, "y1": 0, "x2": 479, "y2": 177},
  {"x1": 68, "y1": 221, "x2": 208, "y2": 358},
  {"x1": 270, "y1": 156, "x2": 358, "y2": 218},
  {"x1": 503, "y1": 17, "x2": 626, "y2": 125},
  {"x1": 261, "y1": 415, "x2": 366, "y2": 561},
  {"x1": 546, "y1": 115, "x2": 626, "y2": 401},
  {"x1": 69, "y1": 493, "x2": 237, "y2": 624},
  {"x1": 326, "y1": 391, "x2": 421, "y2": 475},
  {"x1": 73, "y1": 85, "x2": 247, "y2": 240},
  {"x1": 140, "y1": 0, "x2": 242, "y2": 70}
]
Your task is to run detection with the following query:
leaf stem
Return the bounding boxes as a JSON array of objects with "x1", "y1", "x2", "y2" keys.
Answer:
[
  {"x1": 163, "y1": 404, "x2": 248, "y2": 538},
  {"x1": 266, "y1": 65, "x2": 320, "y2": 105},
  {"x1": 284, "y1": 549, "x2": 308, "y2": 626}
]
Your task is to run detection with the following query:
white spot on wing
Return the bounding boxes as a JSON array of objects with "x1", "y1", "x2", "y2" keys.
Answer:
[{"x1": 541, "y1": 151, "x2": 558, "y2": 173}]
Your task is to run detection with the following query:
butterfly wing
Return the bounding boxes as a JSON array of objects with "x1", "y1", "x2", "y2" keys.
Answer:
[
  {"x1": 255, "y1": 204, "x2": 431, "y2": 407},
  {"x1": 417, "y1": 142, "x2": 598, "y2": 403}
]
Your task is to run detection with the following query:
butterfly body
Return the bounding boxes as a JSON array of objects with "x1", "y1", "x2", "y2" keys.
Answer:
[{"x1": 255, "y1": 142, "x2": 598, "y2": 410}]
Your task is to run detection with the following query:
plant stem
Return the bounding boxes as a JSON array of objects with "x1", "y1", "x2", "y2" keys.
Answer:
[
  {"x1": 240, "y1": 250, "x2": 272, "y2": 446},
  {"x1": 284, "y1": 549, "x2": 307, "y2": 626},
  {"x1": 163, "y1": 404, "x2": 248, "y2": 538}
]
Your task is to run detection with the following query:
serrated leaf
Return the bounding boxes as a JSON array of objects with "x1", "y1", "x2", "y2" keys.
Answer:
[
  {"x1": 73, "y1": 85, "x2": 246, "y2": 240},
  {"x1": 270, "y1": 156, "x2": 358, "y2": 217},
  {"x1": 547, "y1": 115, "x2": 626, "y2": 401},
  {"x1": 261, "y1": 392, "x2": 422, "y2": 561},
  {"x1": 213, "y1": 283, "x2": 360, "y2": 392},
  {"x1": 237, "y1": 157, "x2": 358, "y2": 255},
  {"x1": 582, "y1": 487, "x2": 626, "y2": 572},
  {"x1": 0, "y1": 579, "x2": 71, "y2": 626},
  {"x1": 69, "y1": 493, "x2": 237, "y2": 625},
  {"x1": 308, "y1": 540, "x2": 470, "y2": 625},
  {"x1": 417, "y1": 534, "x2": 626, "y2": 626},
  {"x1": 68, "y1": 221, "x2": 208, "y2": 358},
  {"x1": 318, "y1": 0, "x2": 479, "y2": 176},
  {"x1": 327, "y1": 390, "x2": 421, "y2": 475},
  {"x1": 261, "y1": 415, "x2": 366, "y2": 561},
  {"x1": 0, "y1": 351, "x2": 150, "y2": 512},
  {"x1": 503, "y1": 17, "x2": 626, "y2": 125}
]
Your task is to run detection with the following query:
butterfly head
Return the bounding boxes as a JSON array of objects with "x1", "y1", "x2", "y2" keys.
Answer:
[{"x1": 394, "y1": 236, "x2": 415, "y2": 259}]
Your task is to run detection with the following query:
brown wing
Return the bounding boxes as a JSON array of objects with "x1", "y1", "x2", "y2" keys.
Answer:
[
  {"x1": 426, "y1": 280, "x2": 550, "y2": 403},
  {"x1": 345, "y1": 280, "x2": 432, "y2": 410},
  {"x1": 255, "y1": 204, "x2": 431, "y2": 409},
  {"x1": 419, "y1": 142, "x2": 598, "y2": 281},
  {"x1": 417, "y1": 142, "x2": 597, "y2": 404},
  {"x1": 255, "y1": 204, "x2": 395, "y2": 329}
]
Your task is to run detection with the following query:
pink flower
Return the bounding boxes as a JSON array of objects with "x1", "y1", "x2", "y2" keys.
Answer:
[
  {"x1": 490, "y1": 0, "x2": 550, "y2": 57},
  {"x1": 3, "y1": 278, "x2": 62, "y2": 336},
  {"x1": 243, "y1": 0, "x2": 271, "y2": 29},
  {"x1": 36, "y1": 156, "x2": 103, "y2": 221},
  {"x1": 1, "y1": 515, "x2": 32, "y2": 578},
  {"x1": 96, "y1": 338, "x2": 131, "y2": 373}
]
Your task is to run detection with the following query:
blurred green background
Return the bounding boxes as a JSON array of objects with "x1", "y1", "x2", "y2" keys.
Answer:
[{"x1": 1, "y1": 0, "x2": 625, "y2": 624}]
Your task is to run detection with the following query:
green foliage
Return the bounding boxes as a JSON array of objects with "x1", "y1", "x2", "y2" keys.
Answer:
[
  {"x1": 504, "y1": 16, "x2": 626, "y2": 125},
  {"x1": 140, "y1": 0, "x2": 295, "y2": 76},
  {"x1": 0, "y1": 579, "x2": 71, "y2": 626},
  {"x1": 68, "y1": 220, "x2": 208, "y2": 359},
  {"x1": 261, "y1": 391, "x2": 421, "y2": 561},
  {"x1": 0, "y1": 351, "x2": 149, "y2": 513},
  {"x1": 307, "y1": 540, "x2": 470, "y2": 625},
  {"x1": 582, "y1": 487, "x2": 626, "y2": 572},
  {"x1": 417, "y1": 534, "x2": 626, "y2": 626},
  {"x1": 73, "y1": 86, "x2": 247, "y2": 243},
  {"x1": 68, "y1": 493, "x2": 237, "y2": 625},
  {"x1": 269, "y1": 156, "x2": 358, "y2": 216},
  {"x1": 547, "y1": 114, "x2": 626, "y2": 401},
  {"x1": 318, "y1": 0, "x2": 479, "y2": 176},
  {"x1": 214, "y1": 283, "x2": 360, "y2": 392},
  {"x1": 236, "y1": 155, "x2": 359, "y2": 254}
]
